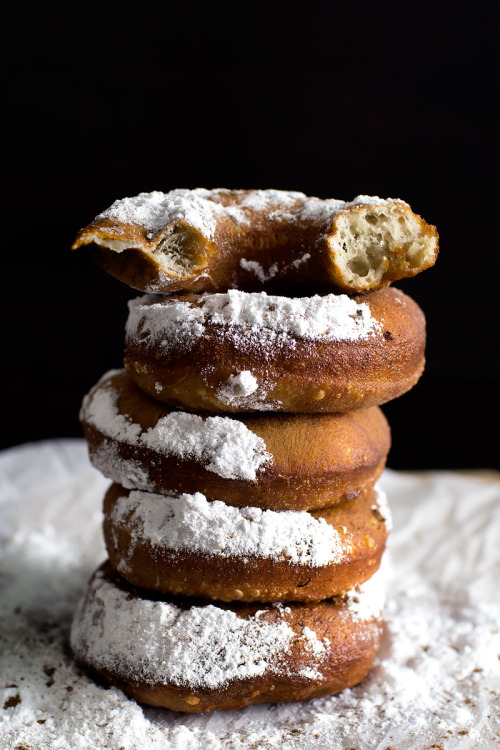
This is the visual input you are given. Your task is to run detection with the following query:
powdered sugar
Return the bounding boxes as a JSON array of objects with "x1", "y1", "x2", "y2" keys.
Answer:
[
  {"x1": 92, "y1": 188, "x2": 306, "y2": 246},
  {"x1": 231, "y1": 188, "x2": 304, "y2": 212},
  {"x1": 83, "y1": 375, "x2": 272, "y2": 481},
  {"x1": 93, "y1": 190, "x2": 405, "y2": 244},
  {"x1": 217, "y1": 370, "x2": 259, "y2": 401},
  {"x1": 108, "y1": 488, "x2": 347, "y2": 566},
  {"x1": 97, "y1": 189, "x2": 221, "y2": 240},
  {"x1": 239, "y1": 258, "x2": 279, "y2": 283},
  {"x1": 126, "y1": 288, "x2": 380, "y2": 353},
  {"x1": 142, "y1": 411, "x2": 271, "y2": 480},
  {"x1": 70, "y1": 568, "x2": 334, "y2": 690},
  {"x1": 298, "y1": 194, "x2": 407, "y2": 225},
  {"x1": 239, "y1": 253, "x2": 312, "y2": 284},
  {"x1": 215, "y1": 369, "x2": 274, "y2": 409},
  {"x1": 92, "y1": 441, "x2": 152, "y2": 490},
  {"x1": 344, "y1": 570, "x2": 386, "y2": 621},
  {"x1": 372, "y1": 485, "x2": 393, "y2": 532},
  {"x1": 2, "y1": 443, "x2": 499, "y2": 750},
  {"x1": 81, "y1": 372, "x2": 143, "y2": 444}
]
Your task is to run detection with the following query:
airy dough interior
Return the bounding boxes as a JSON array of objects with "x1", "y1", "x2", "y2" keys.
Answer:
[
  {"x1": 331, "y1": 205, "x2": 437, "y2": 290},
  {"x1": 154, "y1": 223, "x2": 210, "y2": 279}
]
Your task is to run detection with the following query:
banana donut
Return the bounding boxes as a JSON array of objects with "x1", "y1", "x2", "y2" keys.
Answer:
[
  {"x1": 81, "y1": 370, "x2": 390, "y2": 511},
  {"x1": 124, "y1": 286, "x2": 425, "y2": 413},
  {"x1": 72, "y1": 188, "x2": 438, "y2": 294},
  {"x1": 103, "y1": 483, "x2": 391, "y2": 602},
  {"x1": 70, "y1": 563, "x2": 384, "y2": 712}
]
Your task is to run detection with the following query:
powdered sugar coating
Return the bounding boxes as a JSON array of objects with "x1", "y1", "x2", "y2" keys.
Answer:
[
  {"x1": 70, "y1": 568, "x2": 337, "y2": 689},
  {"x1": 82, "y1": 374, "x2": 272, "y2": 481},
  {"x1": 344, "y1": 571, "x2": 386, "y2": 622},
  {"x1": 372, "y1": 486, "x2": 393, "y2": 532},
  {"x1": 94, "y1": 189, "x2": 405, "y2": 242},
  {"x1": 91, "y1": 441, "x2": 152, "y2": 490},
  {"x1": 142, "y1": 411, "x2": 271, "y2": 480},
  {"x1": 108, "y1": 488, "x2": 349, "y2": 567},
  {"x1": 126, "y1": 288, "x2": 381, "y2": 353},
  {"x1": 97, "y1": 189, "x2": 221, "y2": 240},
  {"x1": 81, "y1": 375, "x2": 143, "y2": 445}
]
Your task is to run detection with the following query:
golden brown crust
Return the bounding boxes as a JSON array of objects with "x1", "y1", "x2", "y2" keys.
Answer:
[
  {"x1": 103, "y1": 484, "x2": 389, "y2": 602},
  {"x1": 125, "y1": 287, "x2": 425, "y2": 414},
  {"x1": 71, "y1": 564, "x2": 383, "y2": 712},
  {"x1": 72, "y1": 189, "x2": 438, "y2": 294},
  {"x1": 95, "y1": 644, "x2": 379, "y2": 712},
  {"x1": 81, "y1": 370, "x2": 391, "y2": 511}
]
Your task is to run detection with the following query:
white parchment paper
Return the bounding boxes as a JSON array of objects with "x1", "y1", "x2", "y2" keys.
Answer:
[{"x1": 1, "y1": 440, "x2": 499, "y2": 749}]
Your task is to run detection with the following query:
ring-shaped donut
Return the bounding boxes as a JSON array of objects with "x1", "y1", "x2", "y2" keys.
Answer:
[
  {"x1": 103, "y1": 483, "x2": 391, "y2": 602},
  {"x1": 72, "y1": 189, "x2": 438, "y2": 294},
  {"x1": 81, "y1": 370, "x2": 390, "y2": 511},
  {"x1": 71, "y1": 563, "x2": 384, "y2": 712},
  {"x1": 124, "y1": 287, "x2": 425, "y2": 413}
]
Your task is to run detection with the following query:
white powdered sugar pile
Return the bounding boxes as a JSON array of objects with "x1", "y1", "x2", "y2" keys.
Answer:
[
  {"x1": 126, "y1": 288, "x2": 380, "y2": 353},
  {"x1": 215, "y1": 370, "x2": 278, "y2": 410},
  {"x1": 70, "y1": 568, "x2": 335, "y2": 689},
  {"x1": 83, "y1": 375, "x2": 272, "y2": 481},
  {"x1": 108, "y1": 488, "x2": 347, "y2": 566},
  {"x1": 141, "y1": 411, "x2": 271, "y2": 480},
  {"x1": 216, "y1": 370, "x2": 259, "y2": 404},
  {"x1": 1, "y1": 442, "x2": 499, "y2": 749},
  {"x1": 344, "y1": 572, "x2": 387, "y2": 622}
]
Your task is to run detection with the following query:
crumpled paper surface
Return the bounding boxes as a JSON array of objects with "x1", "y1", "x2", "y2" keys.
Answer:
[{"x1": 0, "y1": 439, "x2": 499, "y2": 749}]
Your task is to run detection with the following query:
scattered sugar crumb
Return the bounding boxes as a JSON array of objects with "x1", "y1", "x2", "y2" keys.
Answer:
[{"x1": 240, "y1": 258, "x2": 279, "y2": 283}]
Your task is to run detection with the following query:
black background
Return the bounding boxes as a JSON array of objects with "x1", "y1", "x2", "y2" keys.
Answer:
[{"x1": 3, "y1": 3, "x2": 499, "y2": 469}]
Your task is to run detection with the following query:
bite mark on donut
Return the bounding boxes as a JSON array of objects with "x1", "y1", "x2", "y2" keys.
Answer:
[
  {"x1": 154, "y1": 223, "x2": 212, "y2": 279},
  {"x1": 329, "y1": 202, "x2": 437, "y2": 291}
]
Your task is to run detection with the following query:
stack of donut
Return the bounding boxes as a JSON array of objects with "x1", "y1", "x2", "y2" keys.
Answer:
[{"x1": 70, "y1": 189, "x2": 438, "y2": 712}]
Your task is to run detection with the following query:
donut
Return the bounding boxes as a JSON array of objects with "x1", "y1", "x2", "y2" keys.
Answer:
[
  {"x1": 103, "y1": 483, "x2": 390, "y2": 602},
  {"x1": 81, "y1": 370, "x2": 390, "y2": 511},
  {"x1": 124, "y1": 286, "x2": 425, "y2": 413},
  {"x1": 72, "y1": 188, "x2": 438, "y2": 294},
  {"x1": 70, "y1": 563, "x2": 384, "y2": 712}
]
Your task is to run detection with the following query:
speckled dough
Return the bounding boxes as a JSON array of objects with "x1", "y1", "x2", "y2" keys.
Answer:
[
  {"x1": 124, "y1": 287, "x2": 426, "y2": 413},
  {"x1": 81, "y1": 370, "x2": 391, "y2": 510},
  {"x1": 103, "y1": 484, "x2": 390, "y2": 602},
  {"x1": 71, "y1": 564, "x2": 384, "y2": 713}
]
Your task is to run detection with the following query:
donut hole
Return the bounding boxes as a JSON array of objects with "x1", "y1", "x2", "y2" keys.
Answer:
[
  {"x1": 155, "y1": 222, "x2": 211, "y2": 279},
  {"x1": 332, "y1": 205, "x2": 437, "y2": 290}
]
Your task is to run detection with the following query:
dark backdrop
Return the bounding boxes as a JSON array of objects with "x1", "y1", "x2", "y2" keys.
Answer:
[{"x1": 3, "y1": 3, "x2": 499, "y2": 469}]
